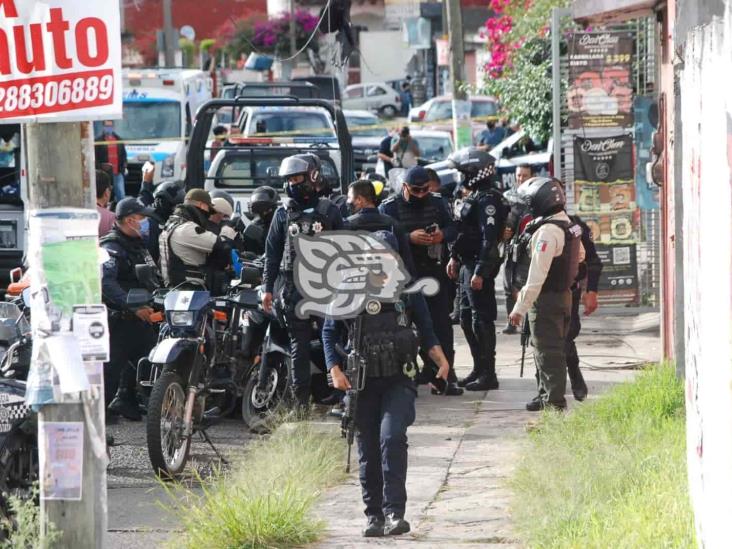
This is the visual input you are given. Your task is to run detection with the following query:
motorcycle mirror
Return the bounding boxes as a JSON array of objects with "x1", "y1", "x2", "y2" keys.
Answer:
[
  {"x1": 126, "y1": 288, "x2": 152, "y2": 308},
  {"x1": 135, "y1": 264, "x2": 159, "y2": 292},
  {"x1": 9, "y1": 267, "x2": 22, "y2": 284},
  {"x1": 21, "y1": 287, "x2": 31, "y2": 307}
]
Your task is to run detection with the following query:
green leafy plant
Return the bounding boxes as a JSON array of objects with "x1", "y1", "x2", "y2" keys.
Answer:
[{"x1": 0, "y1": 485, "x2": 61, "y2": 549}]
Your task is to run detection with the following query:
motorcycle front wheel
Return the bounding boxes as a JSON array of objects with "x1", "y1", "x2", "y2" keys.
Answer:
[
  {"x1": 241, "y1": 353, "x2": 290, "y2": 431},
  {"x1": 146, "y1": 372, "x2": 190, "y2": 479}
]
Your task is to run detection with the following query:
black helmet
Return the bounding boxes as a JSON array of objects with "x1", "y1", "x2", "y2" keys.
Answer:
[
  {"x1": 209, "y1": 189, "x2": 235, "y2": 211},
  {"x1": 152, "y1": 180, "x2": 185, "y2": 208},
  {"x1": 447, "y1": 147, "x2": 496, "y2": 189},
  {"x1": 249, "y1": 185, "x2": 279, "y2": 216},
  {"x1": 516, "y1": 177, "x2": 566, "y2": 217}
]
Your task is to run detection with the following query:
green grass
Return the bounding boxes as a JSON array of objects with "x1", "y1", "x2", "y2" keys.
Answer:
[
  {"x1": 168, "y1": 423, "x2": 346, "y2": 549},
  {"x1": 511, "y1": 364, "x2": 696, "y2": 548}
]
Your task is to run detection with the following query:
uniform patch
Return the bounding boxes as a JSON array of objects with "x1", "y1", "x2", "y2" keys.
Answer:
[
  {"x1": 288, "y1": 223, "x2": 300, "y2": 236},
  {"x1": 486, "y1": 216, "x2": 495, "y2": 225},
  {"x1": 485, "y1": 205, "x2": 496, "y2": 216},
  {"x1": 312, "y1": 221, "x2": 323, "y2": 233},
  {"x1": 536, "y1": 240, "x2": 548, "y2": 253}
]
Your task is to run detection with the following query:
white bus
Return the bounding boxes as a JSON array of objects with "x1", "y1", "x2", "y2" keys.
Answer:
[{"x1": 94, "y1": 69, "x2": 213, "y2": 193}]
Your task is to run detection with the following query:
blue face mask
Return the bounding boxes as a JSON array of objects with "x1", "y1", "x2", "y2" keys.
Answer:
[
  {"x1": 103, "y1": 126, "x2": 114, "y2": 136},
  {"x1": 138, "y1": 218, "x2": 150, "y2": 239}
]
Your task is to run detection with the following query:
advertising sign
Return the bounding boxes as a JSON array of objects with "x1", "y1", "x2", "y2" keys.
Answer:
[
  {"x1": 0, "y1": 0, "x2": 122, "y2": 122},
  {"x1": 567, "y1": 32, "x2": 633, "y2": 129}
]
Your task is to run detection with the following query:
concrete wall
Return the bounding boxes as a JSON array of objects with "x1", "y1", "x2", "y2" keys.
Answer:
[{"x1": 677, "y1": 3, "x2": 732, "y2": 546}]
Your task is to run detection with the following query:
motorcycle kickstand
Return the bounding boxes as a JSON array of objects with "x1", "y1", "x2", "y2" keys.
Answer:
[{"x1": 198, "y1": 428, "x2": 229, "y2": 467}]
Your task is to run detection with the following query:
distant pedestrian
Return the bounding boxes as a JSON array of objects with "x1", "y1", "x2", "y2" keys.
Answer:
[
  {"x1": 391, "y1": 127, "x2": 420, "y2": 169},
  {"x1": 96, "y1": 169, "x2": 116, "y2": 238},
  {"x1": 377, "y1": 128, "x2": 398, "y2": 177},
  {"x1": 95, "y1": 120, "x2": 127, "y2": 202},
  {"x1": 477, "y1": 120, "x2": 506, "y2": 150}
]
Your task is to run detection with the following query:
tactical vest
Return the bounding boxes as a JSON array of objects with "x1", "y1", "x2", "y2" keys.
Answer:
[
  {"x1": 351, "y1": 301, "x2": 419, "y2": 380},
  {"x1": 513, "y1": 218, "x2": 582, "y2": 293},
  {"x1": 281, "y1": 197, "x2": 333, "y2": 271},
  {"x1": 392, "y1": 194, "x2": 439, "y2": 268},
  {"x1": 100, "y1": 228, "x2": 157, "y2": 307},
  {"x1": 241, "y1": 219, "x2": 267, "y2": 256},
  {"x1": 159, "y1": 206, "x2": 207, "y2": 286},
  {"x1": 453, "y1": 189, "x2": 504, "y2": 263}
]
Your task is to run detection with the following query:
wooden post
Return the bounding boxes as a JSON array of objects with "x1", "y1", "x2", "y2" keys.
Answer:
[{"x1": 27, "y1": 121, "x2": 107, "y2": 547}]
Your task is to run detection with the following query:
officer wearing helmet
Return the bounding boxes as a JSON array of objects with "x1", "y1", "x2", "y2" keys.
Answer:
[
  {"x1": 379, "y1": 166, "x2": 461, "y2": 395},
  {"x1": 241, "y1": 186, "x2": 279, "y2": 256},
  {"x1": 262, "y1": 153, "x2": 344, "y2": 410},
  {"x1": 446, "y1": 147, "x2": 507, "y2": 391},
  {"x1": 136, "y1": 164, "x2": 185, "y2": 263},
  {"x1": 508, "y1": 177, "x2": 585, "y2": 411},
  {"x1": 209, "y1": 190, "x2": 235, "y2": 229},
  {"x1": 159, "y1": 189, "x2": 238, "y2": 292}
]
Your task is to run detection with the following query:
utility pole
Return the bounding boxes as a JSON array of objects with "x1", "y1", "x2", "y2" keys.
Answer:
[
  {"x1": 290, "y1": 0, "x2": 297, "y2": 58},
  {"x1": 163, "y1": 0, "x2": 176, "y2": 67},
  {"x1": 445, "y1": 0, "x2": 471, "y2": 148},
  {"x1": 27, "y1": 122, "x2": 107, "y2": 547}
]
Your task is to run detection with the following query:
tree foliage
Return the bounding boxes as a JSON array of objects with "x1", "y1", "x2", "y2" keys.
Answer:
[{"x1": 479, "y1": 0, "x2": 570, "y2": 142}]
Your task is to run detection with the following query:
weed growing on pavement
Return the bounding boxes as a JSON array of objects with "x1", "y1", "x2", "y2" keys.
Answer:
[
  {"x1": 0, "y1": 485, "x2": 61, "y2": 549},
  {"x1": 511, "y1": 364, "x2": 695, "y2": 548},
  {"x1": 167, "y1": 422, "x2": 345, "y2": 549}
]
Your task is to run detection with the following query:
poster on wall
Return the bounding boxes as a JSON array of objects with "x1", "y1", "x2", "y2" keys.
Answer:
[
  {"x1": 595, "y1": 243, "x2": 639, "y2": 303},
  {"x1": 567, "y1": 32, "x2": 633, "y2": 129},
  {"x1": 634, "y1": 95, "x2": 661, "y2": 210}
]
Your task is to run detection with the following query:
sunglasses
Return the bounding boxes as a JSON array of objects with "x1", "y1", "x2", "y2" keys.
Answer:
[{"x1": 408, "y1": 185, "x2": 430, "y2": 195}]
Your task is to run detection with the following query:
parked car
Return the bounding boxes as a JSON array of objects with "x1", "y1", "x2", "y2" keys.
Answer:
[
  {"x1": 489, "y1": 129, "x2": 552, "y2": 190},
  {"x1": 409, "y1": 95, "x2": 499, "y2": 143},
  {"x1": 238, "y1": 106, "x2": 338, "y2": 142},
  {"x1": 409, "y1": 129, "x2": 454, "y2": 164},
  {"x1": 293, "y1": 76, "x2": 342, "y2": 103},
  {"x1": 343, "y1": 83, "x2": 402, "y2": 118},
  {"x1": 344, "y1": 110, "x2": 388, "y2": 174}
]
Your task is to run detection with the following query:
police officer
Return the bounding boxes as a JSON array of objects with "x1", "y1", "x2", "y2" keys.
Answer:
[
  {"x1": 508, "y1": 177, "x2": 585, "y2": 411},
  {"x1": 159, "y1": 189, "x2": 237, "y2": 291},
  {"x1": 262, "y1": 154, "x2": 344, "y2": 409},
  {"x1": 501, "y1": 163, "x2": 534, "y2": 334},
  {"x1": 322, "y1": 234, "x2": 450, "y2": 538},
  {"x1": 445, "y1": 148, "x2": 506, "y2": 391},
  {"x1": 101, "y1": 198, "x2": 159, "y2": 421},
  {"x1": 380, "y1": 166, "x2": 461, "y2": 395},
  {"x1": 241, "y1": 185, "x2": 279, "y2": 256}
]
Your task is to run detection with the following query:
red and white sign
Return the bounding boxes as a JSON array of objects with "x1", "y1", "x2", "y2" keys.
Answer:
[{"x1": 0, "y1": 0, "x2": 121, "y2": 122}]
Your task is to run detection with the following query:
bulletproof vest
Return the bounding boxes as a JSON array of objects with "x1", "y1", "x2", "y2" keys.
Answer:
[
  {"x1": 351, "y1": 301, "x2": 419, "y2": 380},
  {"x1": 569, "y1": 215, "x2": 587, "y2": 283},
  {"x1": 281, "y1": 197, "x2": 333, "y2": 271},
  {"x1": 454, "y1": 189, "x2": 503, "y2": 262},
  {"x1": 159, "y1": 205, "x2": 207, "y2": 286},
  {"x1": 393, "y1": 194, "x2": 439, "y2": 268},
  {"x1": 100, "y1": 228, "x2": 157, "y2": 297},
  {"x1": 513, "y1": 218, "x2": 582, "y2": 293}
]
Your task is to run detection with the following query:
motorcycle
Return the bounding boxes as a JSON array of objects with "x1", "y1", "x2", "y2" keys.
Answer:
[
  {"x1": 130, "y1": 265, "x2": 263, "y2": 478},
  {"x1": 0, "y1": 286, "x2": 37, "y2": 521}
]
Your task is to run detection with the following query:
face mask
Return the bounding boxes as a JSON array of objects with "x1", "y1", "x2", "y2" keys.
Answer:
[
  {"x1": 103, "y1": 126, "x2": 114, "y2": 136},
  {"x1": 287, "y1": 182, "x2": 314, "y2": 204},
  {"x1": 139, "y1": 218, "x2": 150, "y2": 239}
]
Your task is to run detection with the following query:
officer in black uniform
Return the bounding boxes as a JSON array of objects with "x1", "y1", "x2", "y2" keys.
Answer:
[
  {"x1": 379, "y1": 166, "x2": 462, "y2": 395},
  {"x1": 322, "y1": 231, "x2": 450, "y2": 538},
  {"x1": 101, "y1": 198, "x2": 159, "y2": 421},
  {"x1": 565, "y1": 212, "x2": 602, "y2": 400},
  {"x1": 445, "y1": 148, "x2": 506, "y2": 391},
  {"x1": 241, "y1": 185, "x2": 279, "y2": 256},
  {"x1": 262, "y1": 154, "x2": 344, "y2": 409},
  {"x1": 142, "y1": 181, "x2": 185, "y2": 263},
  {"x1": 509, "y1": 177, "x2": 584, "y2": 411}
]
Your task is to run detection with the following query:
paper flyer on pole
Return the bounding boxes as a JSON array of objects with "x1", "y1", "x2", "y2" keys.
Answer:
[
  {"x1": 39, "y1": 421, "x2": 84, "y2": 501},
  {"x1": 25, "y1": 208, "x2": 106, "y2": 407}
]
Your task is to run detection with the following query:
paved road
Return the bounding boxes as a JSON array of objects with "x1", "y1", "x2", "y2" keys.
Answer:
[{"x1": 106, "y1": 307, "x2": 661, "y2": 548}]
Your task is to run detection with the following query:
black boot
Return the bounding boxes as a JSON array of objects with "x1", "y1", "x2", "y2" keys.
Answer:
[
  {"x1": 384, "y1": 513, "x2": 410, "y2": 536},
  {"x1": 466, "y1": 321, "x2": 498, "y2": 391},
  {"x1": 567, "y1": 362, "x2": 588, "y2": 401},
  {"x1": 363, "y1": 515, "x2": 385, "y2": 537},
  {"x1": 502, "y1": 294, "x2": 517, "y2": 334},
  {"x1": 108, "y1": 390, "x2": 142, "y2": 421},
  {"x1": 457, "y1": 369, "x2": 480, "y2": 388},
  {"x1": 501, "y1": 322, "x2": 517, "y2": 335}
]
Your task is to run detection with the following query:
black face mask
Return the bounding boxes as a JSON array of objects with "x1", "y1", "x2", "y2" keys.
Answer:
[{"x1": 287, "y1": 182, "x2": 315, "y2": 205}]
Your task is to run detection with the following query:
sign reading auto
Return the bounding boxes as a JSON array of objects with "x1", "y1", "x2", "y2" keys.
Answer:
[{"x1": 0, "y1": 0, "x2": 121, "y2": 122}]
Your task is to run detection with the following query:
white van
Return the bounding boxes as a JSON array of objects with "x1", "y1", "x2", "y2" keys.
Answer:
[{"x1": 94, "y1": 69, "x2": 213, "y2": 193}]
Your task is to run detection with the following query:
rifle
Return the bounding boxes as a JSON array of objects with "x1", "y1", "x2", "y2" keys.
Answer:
[
  {"x1": 338, "y1": 316, "x2": 366, "y2": 473},
  {"x1": 520, "y1": 317, "x2": 530, "y2": 378}
]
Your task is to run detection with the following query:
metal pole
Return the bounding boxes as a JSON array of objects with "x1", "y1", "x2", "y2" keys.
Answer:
[
  {"x1": 290, "y1": 0, "x2": 297, "y2": 58},
  {"x1": 551, "y1": 8, "x2": 567, "y2": 180},
  {"x1": 28, "y1": 122, "x2": 107, "y2": 547},
  {"x1": 163, "y1": 0, "x2": 175, "y2": 67},
  {"x1": 445, "y1": 0, "x2": 466, "y2": 101}
]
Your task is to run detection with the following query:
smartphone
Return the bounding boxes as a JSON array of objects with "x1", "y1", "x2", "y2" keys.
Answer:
[
  {"x1": 425, "y1": 223, "x2": 439, "y2": 234},
  {"x1": 142, "y1": 161, "x2": 155, "y2": 176}
]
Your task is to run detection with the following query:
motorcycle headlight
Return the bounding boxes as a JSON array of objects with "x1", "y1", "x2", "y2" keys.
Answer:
[
  {"x1": 169, "y1": 311, "x2": 194, "y2": 327},
  {"x1": 161, "y1": 155, "x2": 175, "y2": 178}
]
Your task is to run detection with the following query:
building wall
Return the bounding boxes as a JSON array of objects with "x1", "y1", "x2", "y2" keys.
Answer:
[{"x1": 677, "y1": 3, "x2": 732, "y2": 546}]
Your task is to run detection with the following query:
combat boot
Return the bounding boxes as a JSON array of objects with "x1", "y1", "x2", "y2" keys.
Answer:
[
  {"x1": 108, "y1": 389, "x2": 142, "y2": 421},
  {"x1": 457, "y1": 366, "x2": 480, "y2": 387},
  {"x1": 567, "y1": 363, "x2": 588, "y2": 401},
  {"x1": 362, "y1": 515, "x2": 385, "y2": 537},
  {"x1": 384, "y1": 513, "x2": 410, "y2": 536},
  {"x1": 465, "y1": 373, "x2": 499, "y2": 391}
]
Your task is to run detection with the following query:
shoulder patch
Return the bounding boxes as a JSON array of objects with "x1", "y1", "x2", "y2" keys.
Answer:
[
  {"x1": 536, "y1": 240, "x2": 548, "y2": 253},
  {"x1": 485, "y1": 205, "x2": 496, "y2": 216}
]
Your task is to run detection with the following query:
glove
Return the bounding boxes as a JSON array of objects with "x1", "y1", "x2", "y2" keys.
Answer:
[{"x1": 220, "y1": 225, "x2": 237, "y2": 241}]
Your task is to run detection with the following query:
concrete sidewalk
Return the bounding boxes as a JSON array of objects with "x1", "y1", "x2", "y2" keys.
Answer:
[
  {"x1": 105, "y1": 310, "x2": 660, "y2": 548},
  {"x1": 313, "y1": 314, "x2": 660, "y2": 547}
]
